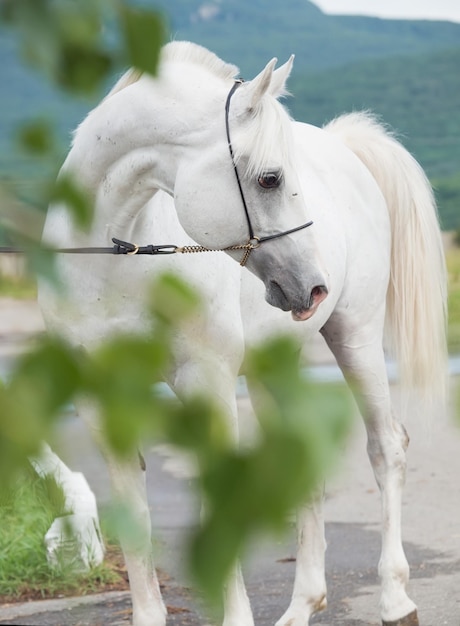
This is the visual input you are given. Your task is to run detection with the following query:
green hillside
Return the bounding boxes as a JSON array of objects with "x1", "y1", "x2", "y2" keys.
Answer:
[
  {"x1": 0, "y1": 0, "x2": 459, "y2": 228},
  {"x1": 289, "y1": 47, "x2": 460, "y2": 178},
  {"x1": 151, "y1": 0, "x2": 460, "y2": 76},
  {"x1": 287, "y1": 47, "x2": 460, "y2": 229}
]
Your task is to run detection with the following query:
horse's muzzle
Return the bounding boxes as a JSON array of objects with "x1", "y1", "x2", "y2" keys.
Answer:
[{"x1": 266, "y1": 281, "x2": 328, "y2": 320}]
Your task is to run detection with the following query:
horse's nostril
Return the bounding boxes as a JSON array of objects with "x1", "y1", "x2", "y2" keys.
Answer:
[
  {"x1": 312, "y1": 285, "x2": 328, "y2": 297},
  {"x1": 310, "y1": 285, "x2": 328, "y2": 308}
]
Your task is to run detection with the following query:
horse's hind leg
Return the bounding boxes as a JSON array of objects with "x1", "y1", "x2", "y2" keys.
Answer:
[
  {"x1": 30, "y1": 442, "x2": 104, "y2": 569},
  {"x1": 322, "y1": 319, "x2": 419, "y2": 626}
]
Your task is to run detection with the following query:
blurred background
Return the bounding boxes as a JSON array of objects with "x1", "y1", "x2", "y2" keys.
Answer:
[{"x1": 0, "y1": 0, "x2": 459, "y2": 231}]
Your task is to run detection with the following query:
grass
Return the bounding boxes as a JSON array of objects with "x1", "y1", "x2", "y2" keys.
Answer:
[{"x1": 0, "y1": 469, "x2": 127, "y2": 602}]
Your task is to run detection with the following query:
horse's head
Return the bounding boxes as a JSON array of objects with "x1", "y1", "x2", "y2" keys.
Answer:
[{"x1": 173, "y1": 51, "x2": 328, "y2": 321}]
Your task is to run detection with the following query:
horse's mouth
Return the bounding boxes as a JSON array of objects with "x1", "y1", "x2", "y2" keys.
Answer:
[{"x1": 266, "y1": 282, "x2": 328, "y2": 319}]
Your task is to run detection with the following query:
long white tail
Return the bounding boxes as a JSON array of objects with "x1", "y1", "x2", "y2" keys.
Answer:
[{"x1": 325, "y1": 111, "x2": 448, "y2": 400}]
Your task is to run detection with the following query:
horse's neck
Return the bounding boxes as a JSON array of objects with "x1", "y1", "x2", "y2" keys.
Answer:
[
  {"x1": 66, "y1": 80, "x2": 179, "y2": 192},
  {"x1": 57, "y1": 70, "x2": 219, "y2": 241}
]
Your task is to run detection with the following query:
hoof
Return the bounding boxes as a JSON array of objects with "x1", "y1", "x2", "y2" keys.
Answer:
[{"x1": 383, "y1": 609, "x2": 419, "y2": 626}]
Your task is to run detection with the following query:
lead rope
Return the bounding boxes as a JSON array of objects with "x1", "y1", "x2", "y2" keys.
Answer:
[{"x1": 0, "y1": 238, "x2": 265, "y2": 259}]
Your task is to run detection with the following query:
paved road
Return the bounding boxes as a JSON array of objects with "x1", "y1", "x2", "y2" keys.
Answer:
[{"x1": 1, "y1": 299, "x2": 460, "y2": 625}]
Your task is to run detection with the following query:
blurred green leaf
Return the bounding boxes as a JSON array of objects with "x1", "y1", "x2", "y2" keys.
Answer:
[
  {"x1": 51, "y1": 173, "x2": 93, "y2": 229},
  {"x1": 86, "y1": 335, "x2": 171, "y2": 454},
  {"x1": 119, "y1": 5, "x2": 164, "y2": 75},
  {"x1": 164, "y1": 396, "x2": 230, "y2": 462},
  {"x1": 54, "y1": 1, "x2": 103, "y2": 47},
  {"x1": 0, "y1": 0, "x2": 49, "y2": 24},
  {"x1": 0, "y1": 0, "x2": 116, "y2": 96},
  {"x1": 0, "y1": 337, "x2": 81, "y2": 486},
  {"x1": 17, "y1": 119, "x2": 55, "y2": 155},
  {"x1": 1, "y1": 0, "x2": 61, "y2": 80},
  {"x1": 57, "y1": 43, "x2": 113, "y2": 95},
  {"x1": 149, "y1": 272, "x2": 202, "y2": 327},
  {"x1": 25, "y1": 243, "x2": 59, "y2": 287},
  {"x1": 10, "y1": 337, "x2": 82, "y2": 422}
]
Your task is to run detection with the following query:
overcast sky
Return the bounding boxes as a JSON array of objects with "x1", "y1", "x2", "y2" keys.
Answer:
[{"x1": 311, "y1": 0, "x2": 460, "y2": 23}]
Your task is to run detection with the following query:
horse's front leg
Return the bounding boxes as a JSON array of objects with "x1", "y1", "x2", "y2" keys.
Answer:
[
  {"x1": 275, "y1": 495, "x2": 327, "y2": 626},
  {"x1": 247, "y1": 364, "x2": 327, "y2": 626},
  {"x1": 169, "y1": 354, "x2": 254, "y2": 626},
  {"x1": 104, "y1": 451, "x2": 166, "y2": 626},
  {"x1": 222, "y1": 562, "x2": 255, "y2": 626},
  {"x1": 77, "y1": 399, "x2": 166, "y2": 626}
]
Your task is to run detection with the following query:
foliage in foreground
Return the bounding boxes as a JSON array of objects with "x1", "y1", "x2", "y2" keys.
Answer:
[{"x1": 0, "y1": 272, "x2": 352, "y2": 603}]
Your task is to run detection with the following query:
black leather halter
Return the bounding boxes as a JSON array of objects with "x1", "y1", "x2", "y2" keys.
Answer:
[{"x1": 223, "y1": 80, "x2": 313, "y2": 264}]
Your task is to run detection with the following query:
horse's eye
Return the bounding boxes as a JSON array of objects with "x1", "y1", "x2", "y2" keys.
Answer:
[{"x1": 258, "y1": 172, "x2": 282, "y2": 189}]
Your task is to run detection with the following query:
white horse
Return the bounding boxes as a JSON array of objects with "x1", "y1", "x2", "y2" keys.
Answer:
[{"x1": 37, "y1": 41, "x2": 447, "y2": 626}]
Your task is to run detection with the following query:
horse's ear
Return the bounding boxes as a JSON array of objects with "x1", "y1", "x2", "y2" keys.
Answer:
[
  {"x1": 269, "y1": 54, "x2": 294, "y2": 98},
  {"x1": 244, "y1": 57, "x2": 278, "y2": 110},
  {"x1": 240, "y1": 55, "x2": 294, "y2": 111}
]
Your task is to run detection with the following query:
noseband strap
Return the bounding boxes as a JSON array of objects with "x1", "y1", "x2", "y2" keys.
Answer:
[{"x1": 224, "y1": 81, "x2": 313, "y2": 265}]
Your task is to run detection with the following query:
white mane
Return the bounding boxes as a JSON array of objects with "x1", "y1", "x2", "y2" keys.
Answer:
[
  {"x1": 103, "y1": 41, "x2": 294, "y2": 180},
  {"x1": 106, "y1": 41, "x2": 239, "y2": 98},
  {"x1": 161, "y1": 41, "x2": 239, "y2": 81}
]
